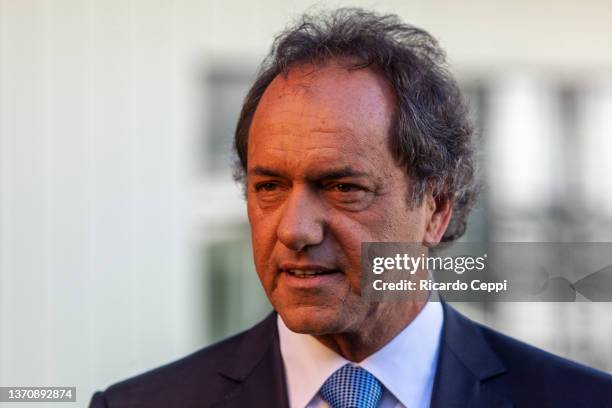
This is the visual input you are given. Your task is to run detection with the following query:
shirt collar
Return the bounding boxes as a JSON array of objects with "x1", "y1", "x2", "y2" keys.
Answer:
[{"x1": 278, "y1": 301, "x2": 444, "y2": 408}]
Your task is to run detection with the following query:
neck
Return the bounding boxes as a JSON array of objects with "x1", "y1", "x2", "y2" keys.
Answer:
[{"x1": 312, "y1": 300, "x2": 427, "y2": 362}]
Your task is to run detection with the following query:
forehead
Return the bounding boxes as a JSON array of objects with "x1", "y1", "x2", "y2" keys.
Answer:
[{"x1": 248, "y1": 62, "x2": 397, "y2": 173}]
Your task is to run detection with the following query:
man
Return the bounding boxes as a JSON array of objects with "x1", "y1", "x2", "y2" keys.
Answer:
[{"x1": 90, "y1": 8, "x2": 612, "y2": 408}]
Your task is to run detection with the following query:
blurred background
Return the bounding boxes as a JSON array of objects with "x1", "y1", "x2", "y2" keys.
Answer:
[{"x1": 1, "y1": 0, "x2": 611, "y2": 406}]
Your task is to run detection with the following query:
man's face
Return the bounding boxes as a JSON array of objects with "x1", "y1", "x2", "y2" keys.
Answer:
[{"x1": 246, "y1": 62, "x2": 436, "y2": 335}]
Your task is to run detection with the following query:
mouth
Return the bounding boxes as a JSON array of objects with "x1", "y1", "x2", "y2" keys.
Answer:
[
  {"x1": 283, "y1": 269, "x2": 340, "y2": 278},
  {"x1": 277, "y1": 264, "x2": 344, "y2": 289}
]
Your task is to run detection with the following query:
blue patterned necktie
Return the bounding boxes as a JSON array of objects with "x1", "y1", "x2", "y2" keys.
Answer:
[{"x1": 320, "y1": 364, "x2": 383, "y2": 408}]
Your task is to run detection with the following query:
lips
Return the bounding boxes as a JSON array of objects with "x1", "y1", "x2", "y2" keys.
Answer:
[
  {"x1": 279, "y1": 262, "x2": 340, "y2": 276},
  {"x1": 284, "y1": 269, "x2": 339, "y2": 277},
  {"x1": 278, "y1": 263, "x2": 343, "y2": 288}
]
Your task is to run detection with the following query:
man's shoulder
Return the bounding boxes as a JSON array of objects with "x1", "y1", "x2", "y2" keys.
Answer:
[
  {"x1": 456, "y1": 310, "x2": 612, "y2": 404},
  {"x1": 438, "y1": 304, "x2": 612, "y2": 406},
  {"x1": 91, "y1": 312, "x2": 278, "y2": 408},
  {"x1": 106, "y1": 329, "x2": 245, "y2": 392},
  {"x1": 480, "y1": 321, "x2": 612, "y2": 384}
]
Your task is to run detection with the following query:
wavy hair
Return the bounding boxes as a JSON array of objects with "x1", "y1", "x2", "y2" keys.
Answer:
[{"x1": 233, "y1": 8, "x2": 479, "y2": 242}]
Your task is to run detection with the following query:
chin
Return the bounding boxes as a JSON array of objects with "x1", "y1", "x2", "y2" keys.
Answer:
[{"x1": 278, "y1": 304, "x2": 346, "y2": 335}]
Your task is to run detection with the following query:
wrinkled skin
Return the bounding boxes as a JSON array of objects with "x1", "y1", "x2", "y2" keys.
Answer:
[{"x1": 246, "y1": 61, "x2": 452, "y2": 361}]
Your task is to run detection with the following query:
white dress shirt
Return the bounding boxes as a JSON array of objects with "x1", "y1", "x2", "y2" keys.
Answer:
[{"x1": 277, "y1": 301, "x2": 444, "y2": 408}]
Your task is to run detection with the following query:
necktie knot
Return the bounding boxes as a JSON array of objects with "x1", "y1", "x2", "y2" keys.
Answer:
[{"x1": 320, "y1": 364, "x2": 383, "y2": 408}]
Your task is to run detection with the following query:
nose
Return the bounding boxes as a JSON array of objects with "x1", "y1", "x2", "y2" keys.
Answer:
[{"x1": 277, "y1": 186, "x2": 325, "y2": 252}]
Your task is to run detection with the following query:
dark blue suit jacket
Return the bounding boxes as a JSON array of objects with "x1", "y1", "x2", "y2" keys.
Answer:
[{"x1": 89, "y1": 304, "x2": 612, "y2": 407}]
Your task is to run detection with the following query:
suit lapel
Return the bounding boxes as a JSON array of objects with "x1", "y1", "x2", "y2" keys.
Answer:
[
  {"x1": 430, "y1": 304, "x2": 512, "y2": 408},
  {"x1": 209, "y1": 305, "x2": 513, "y2": 408},
  {"x1": 212, "y1": 312, "x2": 289, "y2": 408}
]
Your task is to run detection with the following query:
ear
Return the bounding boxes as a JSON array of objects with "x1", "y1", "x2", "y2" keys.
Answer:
[{"x1": 423, "y1": 193, "x2": 453, "y2": 246}]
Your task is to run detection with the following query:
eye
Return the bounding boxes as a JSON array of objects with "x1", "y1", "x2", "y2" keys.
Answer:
[
  {"x1": 325, "y1": 182, "x2": 370, "y2": 207},
  {"x1": 334, "y1": 183, "x2": 359, "y2": 193},
  {"x1": 255, "y1": 182, "x2": 279, "y2": 192},
  {"x1": 252, "y1": 180, "x2": 287, "y2": 207}
]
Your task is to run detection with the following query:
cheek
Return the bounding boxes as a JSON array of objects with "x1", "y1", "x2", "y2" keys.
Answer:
[
  {"x1": 327, "y1": 198, "x2": 422, "y2": 259},
  {"x1": 247, "y1": 197, "x2": 272, "y2": 235},
  {"x1": 371, "y1": 190, "x2": 426, "y2": 241},
  {"x1": 249, "y1": 224, "x2": 277, "y2": 296},
  {"x1": 248, "y1": 204, "x2": 275, "y2": 265},
  {"x1": 326, "y1": 212, "x2": 381, "y2": 275},
  {"x1": 330, "y1": 204, "x2": 399, "y2": 242}
]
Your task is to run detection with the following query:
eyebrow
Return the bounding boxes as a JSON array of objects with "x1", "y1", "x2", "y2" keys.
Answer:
[
  {"x1": 310, "y1": 166, "x2": 370, "y2": 180},
  {"x1": 248, "y1": 165, "x2": 370, "y2": 180},
  {"x1": 249, "y1": 166, "x2": 286, "y2": 178}
]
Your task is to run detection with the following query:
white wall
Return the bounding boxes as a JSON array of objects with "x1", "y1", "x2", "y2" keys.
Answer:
[{"x1": 0, "y1": 1, "x2": 204, "y2": 405}]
